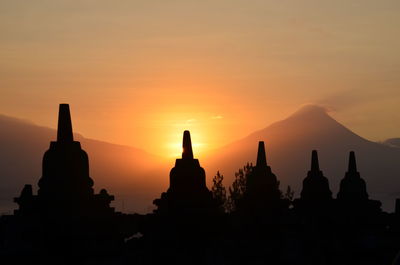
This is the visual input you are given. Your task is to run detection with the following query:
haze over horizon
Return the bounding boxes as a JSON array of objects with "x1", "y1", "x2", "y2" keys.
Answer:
[
  {"x1": 1, "y1": 3, "x2": 400, "y2": 263},
  {"x1": 1, "y1": 103, "x2": 400, "y2": 215},
  {"x1": 1, "y1": 0, "x2": 400, "y2": 158},
  {"x1": 0, "y1": 104, "x2": 397, "y2": 159}
]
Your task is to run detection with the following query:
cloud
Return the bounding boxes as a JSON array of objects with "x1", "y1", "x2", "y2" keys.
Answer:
[
  {"x1": 211, "y1": 115, "x2": 223, "y2": 120},
  {"x1": 297, "y1": 103, "x2": 332, "y2": 113},
  {"x1": 185, "y1": 119, "x2": 196, "y2": 124},
  {"x1": 317, "y1": 88, "x2": 399, "y2": 112}
]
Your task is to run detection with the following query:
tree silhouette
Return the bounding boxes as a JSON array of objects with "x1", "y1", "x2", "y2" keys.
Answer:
[
  {"x1": 227, "y1": 163, "x2": 253, "y2": 212},
  {"x1": 284, "y1": 185, "x2": 295, "y2": 202},
  {"x1": 211, "y1": 171, "x2": 227, "y2": 212}
]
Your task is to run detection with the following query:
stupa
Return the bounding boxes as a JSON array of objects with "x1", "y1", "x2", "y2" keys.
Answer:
[
  {"x1": 242, "y1": 141, "x2": 283, "y2": 211},
  {"x1": 153, "y1": 130, "x2": 215, "y2": 214},
  {"x1": 14, "y1": 104, "x2": 114, "y2": 216},
  {"x1": 300, "y1": 150, "x2": 332, "y2": 202},
  {"x1": 336, "y1": 151, "x2": 381, "y2": 214},
  {"x1": 337, "y1": 151, "x2": 368, "y2": 201}
]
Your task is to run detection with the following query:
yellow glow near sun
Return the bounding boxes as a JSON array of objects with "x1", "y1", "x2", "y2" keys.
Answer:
[
  {"x1": 167, "y1": 142, "x2": 206, "y2": 158},
  {"x1": 166, "y1": 130, "x2": 207, "y2": 158},
  {"x1": 152, "y1": 110, "x2": 219, "y2": 158}
]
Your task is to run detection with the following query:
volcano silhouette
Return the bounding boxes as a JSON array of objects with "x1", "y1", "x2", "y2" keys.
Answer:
[
  {"x1": 1, "y1": 105, "x2": 400, "y2": 214},
  {"x1": 205, "y1": 105, "x2": 400, "y2": 211}
]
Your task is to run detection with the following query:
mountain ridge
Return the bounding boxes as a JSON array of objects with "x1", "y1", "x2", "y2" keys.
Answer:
[
  {"x1": 204, "y1": 105, "x2": 400, "y2": 211},
  {"x1": 1, "y1": 105, "x2": 399, "y2": 213},
  {"x1": 0, "y1": 113, "x2": 169, "y2": 214}
]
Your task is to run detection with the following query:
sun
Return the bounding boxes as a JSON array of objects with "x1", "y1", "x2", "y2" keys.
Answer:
[
  {"x1": 147, "y1": 109, "x2": 222, "y2": 159},
  {"x1": 166, "y1": 131, "x2": 207, "y2": 158}
]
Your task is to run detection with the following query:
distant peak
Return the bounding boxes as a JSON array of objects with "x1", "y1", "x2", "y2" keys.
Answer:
[
  {"x1": 289, "y1": 104, "x2": 331, "y2": 119},
  {"x1": 382, "y1": 138, "x2": 400, "y2": 148}
]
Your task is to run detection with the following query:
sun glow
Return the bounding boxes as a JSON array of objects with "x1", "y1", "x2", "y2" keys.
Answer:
[
  {"x1": 166, "y1": 130, "x2": 207, "y2": 158},
  {"x1": 167, "y1": 141, "x2": 206, "y2": 158}
]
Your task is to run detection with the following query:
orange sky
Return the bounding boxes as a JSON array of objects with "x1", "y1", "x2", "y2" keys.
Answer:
[{"x1": 1, "y1": 0, "x2": 400, "y2": 158}]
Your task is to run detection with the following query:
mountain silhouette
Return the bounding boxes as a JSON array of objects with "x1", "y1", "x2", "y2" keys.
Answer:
[
  {"x1": 204, "y1": 105, "x2": 400, "y2": 211},
  {"x1": 1, "y1": 105, "x2": 400, "y2": 214},
  {"x1": 0, "y1": 114, "x2": 169, "y2": 214},
  {"x1": 383, "y1": 138, "x2": 400, "y2": 148}
]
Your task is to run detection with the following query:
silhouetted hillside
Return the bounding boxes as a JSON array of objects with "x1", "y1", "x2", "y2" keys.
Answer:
[
  {"x1": 0, "y1": 114, "x2": 169, "y2": 214},
  {"x1": 383, "y1": 138, "x2": 400, "y2": 148},
  {"x1": 204, "y1": 105, "x2": 400, "y2": 211},
  {"x1": 2, "y1": 106, "x2": 400, "y2": 214}
]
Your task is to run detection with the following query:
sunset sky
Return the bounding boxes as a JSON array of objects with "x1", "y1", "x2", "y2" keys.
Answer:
[{"x1": 1, "y1": 0, "x2": 399, "y2": 158}]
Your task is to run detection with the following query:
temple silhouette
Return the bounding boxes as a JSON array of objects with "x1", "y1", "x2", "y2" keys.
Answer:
[
  {"x1": 292, "y1": 150, "x2": 334, "y2": 216},
  {"x1": 0, "y1": 104, "x2": 399, "y2": 265},
  {"x1": 234, "y1": 141, "x2": 289, "y2": 216},
  {"x1": 14, "y1": 104, "x2": 115, "y2": 217},
  {"x1": 245, "y1": 142, "x2": 282, "y2": 205},
  {"x1": 1, "y1": 104, "x2": 123, "y2": 264},
  {"x1": 300, "y1": 150, "x2": 333, "y2": 202},
  {"x1": 336, "y1": 151, "x2": 382, "y2": 214},
  {"x1": 337, "y1": 151, "x2": 368, "y2": 201},
  {"x1": 153, "y1": 130, "x2": 217, "y2": 214}
]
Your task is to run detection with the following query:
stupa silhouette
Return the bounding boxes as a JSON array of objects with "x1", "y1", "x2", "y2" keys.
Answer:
[
  {"x1": 14, "y1": 104, "x2": 114, "y2": 216},
  {"x1": 337, "y1": 151, "x2": 368, "y2": 201},
  {"x1": 300, "y1": 150, "x2": 332, "y2": 202},
  {"x1": 153, "y1": 130, "x2": 216, "y2": 214},
  {"x1": 239, "y1": 141, "x2": 285, "y2": 212},
  {"x1": 336, "y1": 151, "x2": 381, "y2": 214}
]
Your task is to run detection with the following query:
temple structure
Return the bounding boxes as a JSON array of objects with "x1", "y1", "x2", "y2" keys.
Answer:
[
  {"x1": 336, "y1": 151, "x2": 381, "y2": 214},
  {"x1": 6, "y1": 104, "x2": 123, "y2": 261},
  {"x1": 14, "y1": 104, "x2": 114, "y2": 217},
  {"x1": 337, "y1": 151, "x2": 368, "y2": 201},
  {"x1": 153, "y1": 130, "x2": 216, "y2": 214},
  {"x1": 241, "y1": 141, "x2": 283, "y2": 211},
  {"x1": 1, "y1": 106, "x2": 399, "y2": 264},
  {"x1": 299, "y1": 150, "x2": 332, "y2": 202}
]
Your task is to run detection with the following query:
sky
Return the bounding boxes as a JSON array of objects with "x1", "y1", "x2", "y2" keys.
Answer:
[{"x1": 0, "y1": 0, "x2": 399, "y2": 158}]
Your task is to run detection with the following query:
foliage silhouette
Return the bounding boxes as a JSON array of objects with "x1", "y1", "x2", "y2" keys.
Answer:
[
  {"x1": 211, "y1": 171, "x2": 227, "y2": 212},
  {"x1": 284, "y1": 185, "x2": 295, "y2": 202},
  {"x1": 0, "y1": 105, "x2": 399, "y2": 265},
  {"x1": 226, "y1": 162, "x2": 252, "y2": 212}
]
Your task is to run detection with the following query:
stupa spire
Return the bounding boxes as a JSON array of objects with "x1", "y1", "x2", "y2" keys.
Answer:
[
  {"x1": 348, "y1": 151, "x2": 357, "y2": 173},
  {"x1": 256, "y1": 141, "x2": 267, "y2": 167},
  {"x1": 311, "y1": 150, "x2": 320, "y2": 172},
  {"x1": 57, "y1": 104, "x2": 74, "y2": 142},
  {"x1": 182, "y1": 130, "x2": 193, "y2": 159}
]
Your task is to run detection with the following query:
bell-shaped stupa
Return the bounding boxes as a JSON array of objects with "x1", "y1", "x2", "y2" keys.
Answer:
[
  {"x1": 14, "y1": 104, "x2": 114, "y2": 216},
  {"x1": 300, "y1": 150, "x2": 332, "y2": 201},
  {"x1": 37, "y1": 104, "x2": 94, "y2": 200},
  {"x1": 168, "y1": 130, "x2": 208, "y2": 193},
  {"x1": 246, "y1": 141, "x2": 281, "y2": 202},
  {"x1": 337, "y1": 151, "x2": 368, "y2": 201},
  {"x1": 153, "y1": 130, "x2": 215, "y2": 214}
]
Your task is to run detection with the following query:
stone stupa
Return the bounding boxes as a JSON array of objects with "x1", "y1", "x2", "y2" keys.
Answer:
[
  {"x1": 14, "y1": 104, "x2": 114, "y2": 217},
  {"x1": 153, "y1": 130, "x2": 216, "y2": 214}
]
